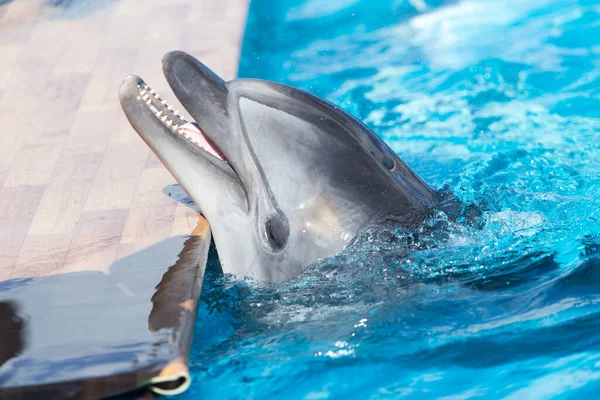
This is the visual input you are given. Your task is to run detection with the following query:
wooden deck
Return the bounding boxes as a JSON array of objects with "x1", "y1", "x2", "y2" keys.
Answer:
[{"x1": 0, "y1": 0, "x2": 247, "y2": 280}]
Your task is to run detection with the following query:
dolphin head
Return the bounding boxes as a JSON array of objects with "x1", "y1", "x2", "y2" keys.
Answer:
[{"x1": 119, "y1": 51, "x2": 436, "y2": 282}]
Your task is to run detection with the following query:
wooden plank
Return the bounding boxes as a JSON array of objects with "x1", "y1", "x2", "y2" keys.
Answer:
[
  {"x1": 32, "y1": 73, "x2": 91, "y2": 136},
  {"x1": 63, "y1": 104, "x2": 125, "y2": 154},
  {"x1": 0, "y1": 44, "x2": 24, "y2": 91},
  {"x1": 50, "y1": 152, "x2": 104, "y2": 183},
  {"x1": 27, "y1": 179, "x2": 94, "y2": 236},
  {"x1": 2, "y1": 133, "x2": 67, "y2": 188},
  {"x1": 52, "y1": 10, "x2": 113, "y2": 76},
  {"x1": 119, "y1": 167, "x2": 180, "y2": 248},
  {"x1": 170, "y1": 203, "x2": 201, "y2": 237},
  {"x1": 0, "y1": 113, "x2": 26, "y2": 168},
  {"x1": 78, "y1": 46, "x2": 139, "y2": 110},
  {"x1": 11, "y1": 233, "x2": 73, "y2": 279},
  {"x1": 82, "y1": 141, "x2": 148, "y2": 211},
  {"x1": 0, "y1": 163, "x2": 9, "y2": 189},
  {"x1": 61, "y1": 209, "x2": 129, "y2": 274},
  {"x1": 0, "y1": 185, "x2": 46, "y2": 277}
]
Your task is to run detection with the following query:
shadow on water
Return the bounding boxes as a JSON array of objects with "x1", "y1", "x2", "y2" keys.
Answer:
[{"x1": 0, "y1": 226, "x2": 213, "y2": 399}]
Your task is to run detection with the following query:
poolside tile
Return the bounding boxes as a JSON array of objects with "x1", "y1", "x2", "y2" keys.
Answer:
[
  {"x1": 170, "y1": 203, "x2": 201, "y2": 237},
  {"x1": 27, "y1": 180, "x2": 93, "y2": 236},
  {"x1": 0, "y1": 44, "x2": 24, "y2": 91},
  {"x1": 62, "y1": 209, "x2": 129, "y2": 274},
  {"x1": 79, "y1": 46, "x2": 139, "y2": 110},
  {"x1": 120, "y1": 207, "x2": 176, "y2": 246},
  {"x1": 63, "y1": 103, "x2": 123, "y2": 153},
  {"x1": 83, "y1": 142, "x2": 148, "y2": 211},
  {"x1": 32, "y1": 73, "x2": 91, "y2": 135},
  {"x1": 11, "y1": 233, "x2": 73, "y2": 278},
  {"x1": 0, "y1": 185, "x2": 47, "y2": 274},
  {"x1": 2, "y1": 133, "x2": 67, "y2": 188},
  {"x1": 51, "y1": 152, "x2": 104, "y2": 183},
  {"x1": 0, "y1": 185, "x2": 46, "y2": 228}
]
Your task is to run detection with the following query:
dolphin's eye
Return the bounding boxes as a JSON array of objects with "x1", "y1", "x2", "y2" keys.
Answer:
[
  {"x1": 371, "y1": 150, "x2": 395, "y2": 170},
  {"x1": 382, "y1": 157, "x2": 394, "y2": 170},
  {"x1": 265, "y1": 214, "x2": 290, "y2": 251}
]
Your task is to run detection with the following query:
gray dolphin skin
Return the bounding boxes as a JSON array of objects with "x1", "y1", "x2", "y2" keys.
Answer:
[{"x1": 119, "y1": 51, "x2": 443, "y2": 282}]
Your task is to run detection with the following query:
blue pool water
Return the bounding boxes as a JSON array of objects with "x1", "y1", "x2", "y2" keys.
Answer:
[{"x1": 180, "y1": 1, "x2": 600, "y2": 398}]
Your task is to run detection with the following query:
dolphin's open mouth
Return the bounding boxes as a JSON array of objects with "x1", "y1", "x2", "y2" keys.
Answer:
[{"x1": 134, "y1": 79, "x2": 225, "y2": 162}]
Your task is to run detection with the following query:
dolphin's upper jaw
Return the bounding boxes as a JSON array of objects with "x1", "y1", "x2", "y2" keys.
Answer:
[{"x1": 121, "y1": 76, "x2": 226, "y2": 162}]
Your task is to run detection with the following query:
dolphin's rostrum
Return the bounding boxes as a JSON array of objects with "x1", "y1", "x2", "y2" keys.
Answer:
[{"x1": 119, "y1": 51, "x2": 452, "y2": 282}]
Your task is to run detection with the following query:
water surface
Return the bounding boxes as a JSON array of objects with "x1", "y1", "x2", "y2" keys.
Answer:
[{"x1": 181, "y1": 1, "x2": 600, "y2": 398}]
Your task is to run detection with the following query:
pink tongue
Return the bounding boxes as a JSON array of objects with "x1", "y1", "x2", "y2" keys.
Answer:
[{"x1": 181, "y1": 122, "x2": 225, "y2": 161}]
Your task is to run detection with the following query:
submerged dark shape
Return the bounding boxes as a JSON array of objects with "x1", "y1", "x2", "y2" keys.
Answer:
[
  {"x1": 119, "y1": 51, "x2": 461, "y2": 282},
  {"x1": 0, "y1": 302, "x2": 25, "y2": 368}
]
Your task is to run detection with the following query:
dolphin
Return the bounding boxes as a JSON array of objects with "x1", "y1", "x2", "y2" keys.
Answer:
[{"x1": 119, "y1": 51, "x2": 458, "y2": 282}]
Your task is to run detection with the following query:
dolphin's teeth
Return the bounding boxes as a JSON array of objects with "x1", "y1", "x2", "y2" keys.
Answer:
[
  {"x1": 173, "y1": 125, "x2": 179, "y2": 130},
  {"x1": 173, "y1": 110, "x2": 180, "y2": 116},
  {"x1": 156, "y1": 111, "x2": 163, "y2": 117},
  {"x1": 166, "y1": 120, "x2": 172, "y2": 127},
  {"x1": 145, "y1": 99, "x2": 152, "y2": 105},
  {"x1": 144, "y1": 85, "x2": 150, "y2": 90},
  {"x1": 167, "y1": 105, "x2": 173, "y2": 111},
  {"x1": 161, "y1": 115, "x2": 168, "y2": 122},
  {"x1": 140, "y1": 89, "x2": 147, "y2": 96},
  {"x1": 161, "y1": 99, "x2": 168, "y2": 105},
  {"x1": 142, "y1": 94, "x2": 149, "y2": 101}
]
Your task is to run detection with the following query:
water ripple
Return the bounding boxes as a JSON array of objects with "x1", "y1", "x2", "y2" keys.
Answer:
[{"x1": 180, "y1": 0, "x2": 600, "y2": 398}]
